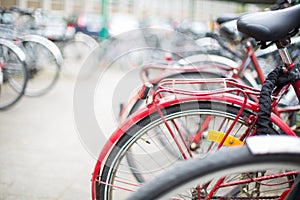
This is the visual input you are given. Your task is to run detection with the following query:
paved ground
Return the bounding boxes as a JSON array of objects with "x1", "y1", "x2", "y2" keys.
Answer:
[
  {"x1": 0, "y1": 70, "x2": 95, "y2": 199},
  {"x1": 0, "y1": 38, "x2": 147, "y2": 200}
]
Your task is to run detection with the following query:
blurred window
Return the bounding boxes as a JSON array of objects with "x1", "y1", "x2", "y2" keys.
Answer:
[
  {"x1": 51, "y1": 0, "x2": 64, "y2": 10},
  {"x1": 27, "y1": 0, "x2": 41, "y2": 8}
]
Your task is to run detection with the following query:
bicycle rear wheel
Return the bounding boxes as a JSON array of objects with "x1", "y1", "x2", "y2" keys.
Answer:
[
  {"x1": 61, "y1": 32, "x2": 98, "y2": 60},
  {"x1": 19, "y1": 35, "x2": 63, "y2": 96},
  {"x1": 94, "y1": 100, "x2": 259, "y2": 200},
  {"x1": 0, "y1": 38, "x2": 27, "y2": 110},
  {"x1": 127, "y1": 136, "x2": 300, "y2": 200}
]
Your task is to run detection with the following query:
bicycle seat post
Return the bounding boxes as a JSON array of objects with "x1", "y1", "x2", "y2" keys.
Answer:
[
  {"x1": 275, "y1": 36, "x2": 300, "y2": 102},
  {"x1": 276, "y1": 37, "x2": 293, "y2": 67}
]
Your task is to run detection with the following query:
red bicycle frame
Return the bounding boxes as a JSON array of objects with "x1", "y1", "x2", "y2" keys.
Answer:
[{"x1": 92, "y1": 33, "x2": 300, "y2": 200}]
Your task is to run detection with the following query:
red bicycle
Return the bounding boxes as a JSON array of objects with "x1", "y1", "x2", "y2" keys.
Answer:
[{"x1": 91, "y1": 4, "x2": 300, "y2": 200}]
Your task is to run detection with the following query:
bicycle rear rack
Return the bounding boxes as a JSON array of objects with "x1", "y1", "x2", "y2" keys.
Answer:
[{"x1": 152, "y1": 78, "x2": 261, "y2": 102}]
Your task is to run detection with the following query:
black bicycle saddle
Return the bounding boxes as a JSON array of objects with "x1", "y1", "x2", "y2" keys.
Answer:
[
  {"x1": 216, "y1": 13, "x2": 244, "y2": 25},
  {"x1": 237, "y1": 4, "x2": 300, "y2": 42}
]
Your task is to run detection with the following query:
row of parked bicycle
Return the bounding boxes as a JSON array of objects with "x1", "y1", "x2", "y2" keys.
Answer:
[
  {"x1": 88, "y1": 1, "x2": 300, "y2": 199},
  {"x1": 0, "y1": 6, "x2": 99, "y2": 110}
]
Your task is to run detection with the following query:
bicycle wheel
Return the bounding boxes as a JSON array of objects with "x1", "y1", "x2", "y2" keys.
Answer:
[
  {"x1": 94, "y1": 100, "x2": 262, "y2": 200},
  {"x1": 61, "y1": 32, "x2": 98, "y2": 60},
  {"x1": 19, "y1": 35, "x2": 63, "y2": 96},
  {"x1": 127, "y1": 136, "x2": 300, "y2": 200},
  {"x1": 0, "y1": 38, "x2": 27, "y2": 110}
]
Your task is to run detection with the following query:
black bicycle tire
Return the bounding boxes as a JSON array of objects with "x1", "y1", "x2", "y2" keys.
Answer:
[{"x1": 127, "y1": 137, "x2": 300, "y2": 200}]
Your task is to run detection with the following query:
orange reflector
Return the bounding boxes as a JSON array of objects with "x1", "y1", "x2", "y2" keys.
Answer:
[{"x1": 207, "y1": 130, "x2": 243, "y2": 146}]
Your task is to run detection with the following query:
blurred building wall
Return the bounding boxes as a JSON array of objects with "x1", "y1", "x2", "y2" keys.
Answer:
[{"x1": 1, "y1": 0, "x2": 269, "y2": 21}]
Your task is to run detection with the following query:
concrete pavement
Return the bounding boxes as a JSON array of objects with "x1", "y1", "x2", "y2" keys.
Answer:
[{"x1": 0, "y1": 72, "x2": 95, "y2": 200}]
